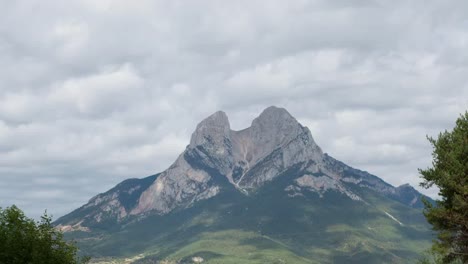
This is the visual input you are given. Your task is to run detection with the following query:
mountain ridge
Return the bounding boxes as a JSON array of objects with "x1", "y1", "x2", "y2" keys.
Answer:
[
  {"x1": 55, "y1": 106, "x2": 432, "y2": 263},
  {"x1": 56, "y1": 106, "x2": 428, "y2": 228}
]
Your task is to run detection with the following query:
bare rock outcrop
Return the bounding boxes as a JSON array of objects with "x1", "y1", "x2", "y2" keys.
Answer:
[{"x1": 132, "y1": 106, "x2": 326, "y2": 215}]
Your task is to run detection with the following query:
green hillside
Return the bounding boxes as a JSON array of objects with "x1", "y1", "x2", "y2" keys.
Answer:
[{"x1": 66, "y1": 168, "x2": 431, "y2": 264}]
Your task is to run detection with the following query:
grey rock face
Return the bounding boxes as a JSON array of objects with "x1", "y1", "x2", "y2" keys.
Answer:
[
  {"x1": 131, "y1": 106, "x2": 326, "y2": 215},
  {"x1": 189, "y1": 111, "x2": 231, "y2": 153},
  {"x1": 245, "y1": 106, "x2": 311, "y2": 164},
  {"x1": 230, "y1": 107, "x2": 324, "y2": 188},
  {"x1": 290, "y1": 174, "x2": 362, "y2": 201},
  {"x1": 131, "y1": 155, "x2": 216, "y2": 215}
]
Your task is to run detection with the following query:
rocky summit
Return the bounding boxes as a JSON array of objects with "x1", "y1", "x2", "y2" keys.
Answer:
[{"x1": 56, "y1": 106, "x2": 432, "y2": 264}]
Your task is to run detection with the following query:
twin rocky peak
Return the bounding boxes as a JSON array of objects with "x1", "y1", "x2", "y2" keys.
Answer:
[
  {"x1": 135, "y1": 106, "x2": 324, "y2": 214},
  {"x1": 57, "y1": 106, "x2": 424, "y2": 230}
]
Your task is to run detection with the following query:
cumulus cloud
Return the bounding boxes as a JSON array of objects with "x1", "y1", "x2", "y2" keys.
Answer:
[{"x1": 0, "y1": 0, "x2": 467, "y2": 218}]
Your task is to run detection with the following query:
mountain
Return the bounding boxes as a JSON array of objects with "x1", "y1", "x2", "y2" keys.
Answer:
[{"x1": 56, "y1": 106, "x2": 433, "y2": 264}]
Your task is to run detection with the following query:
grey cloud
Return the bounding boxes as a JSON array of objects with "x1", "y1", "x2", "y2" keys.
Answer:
[{"x1": 1, "y1": 0, "x2": 467, "y2": 219}]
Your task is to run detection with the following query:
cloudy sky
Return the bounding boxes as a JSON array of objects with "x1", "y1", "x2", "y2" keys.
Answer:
[{"x1": 1, "y1": 0, "x2": 467, "y2": 219}]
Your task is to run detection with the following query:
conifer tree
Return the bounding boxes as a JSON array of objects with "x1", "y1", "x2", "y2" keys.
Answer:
[{"x1": 419, "y1": 111, "x2": 468, "y2": 263}]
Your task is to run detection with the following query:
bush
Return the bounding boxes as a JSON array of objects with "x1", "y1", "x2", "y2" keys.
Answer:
[{"x1": 0, "y1": 205, "x2": 89, "y2": 264}]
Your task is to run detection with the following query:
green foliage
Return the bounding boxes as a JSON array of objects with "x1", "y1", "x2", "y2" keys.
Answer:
[
  {"x1": 0, "y1": 205, "x2": 89, "y2": 264},
  {"x1": 419, "y1": 111, "x2": 468, "y2": 263},
  {"x1": 417, "y1": 249, "x2": 464, "y2": 264}
]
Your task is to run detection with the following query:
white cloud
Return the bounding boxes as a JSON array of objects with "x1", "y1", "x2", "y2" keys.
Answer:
[
  {"x1": 0, "y1": 0, "x2": 467, "y2": 218},
  {"x1": 53, "y1": 21, "x2": 90, "y2": 58},
  {"x1": 50, "y1": 64, "x2": 143, "y2": 114}
]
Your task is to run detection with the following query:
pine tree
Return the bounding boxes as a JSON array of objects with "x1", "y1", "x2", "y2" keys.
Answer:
[{"x1": 419, "y1": 111, "x2": 468, "y2": 263}]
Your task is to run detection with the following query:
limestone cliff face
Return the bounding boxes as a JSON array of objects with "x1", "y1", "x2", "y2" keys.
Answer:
[
  {"x1": 130, "y1": 155, "x2": 218, "y2": 215},
  {"x1": 130, "y1": 111, "x2": 231, "y2": 215},
  {"x1": 230, "y1": 107, "x2": 324, "y2": 188},
  {"x1": 131, "y1": 106, "x2": 326, "y2": 215}
]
